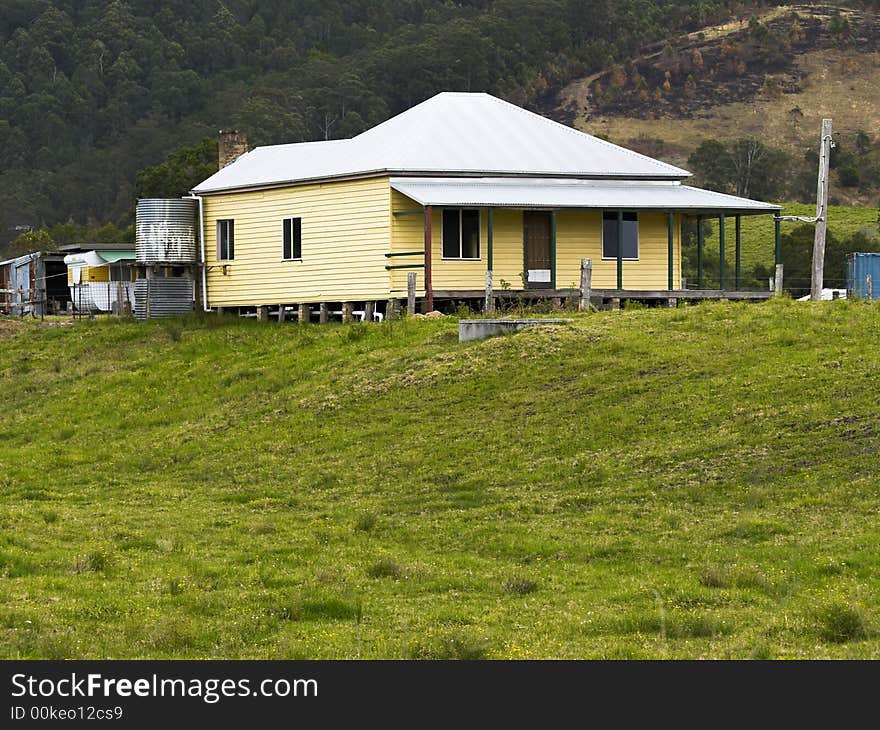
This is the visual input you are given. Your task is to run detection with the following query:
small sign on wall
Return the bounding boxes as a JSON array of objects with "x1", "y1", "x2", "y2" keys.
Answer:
[{"x1": 528, "y1": 269, "x2": 551, "y2": 283}]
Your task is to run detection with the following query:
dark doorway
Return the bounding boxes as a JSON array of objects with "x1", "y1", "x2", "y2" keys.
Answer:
[{"x1": 523, "y1": 212, "x2": 553, "y2": 289}]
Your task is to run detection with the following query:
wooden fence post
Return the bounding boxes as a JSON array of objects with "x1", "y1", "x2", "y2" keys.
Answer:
[
  {"x1": 484, "y1": 270, "x2": 495, "y2": 314},
  {"x1": 774, "y1": 264, "x2": 784, "y2": 297},
  {"x1": 579, "y1": 258, "x2": 592, "y2": 311},
  {"x1": 407, "y1": 272, "x2": 416, "y2": 315},
  {"x1": 145, "y1": 275, "x2": 151, "y2": 320}
]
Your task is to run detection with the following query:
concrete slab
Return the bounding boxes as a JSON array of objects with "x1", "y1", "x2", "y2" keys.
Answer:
[{"x1": 459, "y1": 318, "x2": 573, "y2": 342}]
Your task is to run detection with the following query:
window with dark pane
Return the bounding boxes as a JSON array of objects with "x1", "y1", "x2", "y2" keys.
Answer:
[
  {"x1": 217, "y1": 219, "x2": 234, "y2": 260},
  {"x1": 602, "y1": 212, "x2": 639, "y2": 259},
  {"x1": 441, "y1": 209, "x2": 480, "y2": 259},
  {"x1": 283, "y1": 217, "x2": 302, "y2": 260},
  {"x1": 442, "y1": 209, "x2": 460, "y2": 258},
  {"x1": 461, "y1": 210, "x2": 480, "y2": 259}
]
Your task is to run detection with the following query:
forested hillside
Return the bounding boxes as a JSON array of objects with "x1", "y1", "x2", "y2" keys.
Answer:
[{"x1": 0, "y1": 0, "x2": 764, "y2": 254}]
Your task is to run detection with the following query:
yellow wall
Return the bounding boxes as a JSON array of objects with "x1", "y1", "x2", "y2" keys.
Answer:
[
  {"x1": 203, "y1": 176, "x2": 392, "y2": 306},
  {"x1": 491, "y1": 209, "x2": 527, "y2": 289},
  {"x1": 89, "y1": 266, "x2": 109, "y2": 282},
  {"x1": 66, "y1": 266, "x2": 109, "y2": 283},
  {"x1": 428, "y1": 207, "x2": 487, "y2": 291},
  {"x1": 555, "y1": 211, "x2": 682, "y2": 289},
  {"x1": 203, "y1": 179, "x2": 682, "y2": 306},
  {"x1": 391, "y1": 196, "x2": 682, "y2": 292},
  {"x1": 390, "y1": 189, "x2": 426, "y2": 294}
]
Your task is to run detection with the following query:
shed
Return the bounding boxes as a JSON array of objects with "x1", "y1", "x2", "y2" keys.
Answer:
[{"x1": 0, "y1": 251, "x2": 69, "y2": 316}]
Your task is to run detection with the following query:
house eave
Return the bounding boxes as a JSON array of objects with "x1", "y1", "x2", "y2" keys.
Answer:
[{"x1": 191, "y1": 169, "x2": 691, "y2": 197}]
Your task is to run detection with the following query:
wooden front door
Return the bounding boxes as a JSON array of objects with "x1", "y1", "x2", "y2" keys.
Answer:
[{"x1": 523, "y1": 212, "x2": 553, "y2": 289}]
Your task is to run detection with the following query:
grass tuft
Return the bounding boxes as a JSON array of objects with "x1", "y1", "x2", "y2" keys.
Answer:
[
  {"x1": 279, "y1": 593, "x2": 360, "y2": 622},
  {"x1": 354, "y1": 513, "x2": 378, "y2": 532},
  {"x1": 147, "y1": 618, "x2": 195, "y2": 653},
  {"x1": 366, "y1": 559, "x2": 403, "y2": 579},
  {"x1": 815, "y1": 602, "x2": 870, "y2": 644},
  {"x1": 72, "y1": 550, "x2": 109, "y2": 574},
  {"x1": 502, "y1": 576, "x2": 539, "y2": 596},
  {"x1": 409, "y1": 633, "x2": 491, "y2": 660}
]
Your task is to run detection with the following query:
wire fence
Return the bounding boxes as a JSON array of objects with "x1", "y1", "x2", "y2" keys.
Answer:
[{"x1": 68, "y1": 281, "x2": 135, "y2": 318}]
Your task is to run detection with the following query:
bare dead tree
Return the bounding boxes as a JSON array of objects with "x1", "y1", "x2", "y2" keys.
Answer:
[{"x1": 731, "y1": 139, "x2": 768, "y2": 198}]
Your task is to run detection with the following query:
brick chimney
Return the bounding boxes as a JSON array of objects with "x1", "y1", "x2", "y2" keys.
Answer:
[{"x1": 218, "y1": 129, "x2": 248, "y2": 169}]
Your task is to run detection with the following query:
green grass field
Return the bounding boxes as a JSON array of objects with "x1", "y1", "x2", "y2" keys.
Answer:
[{"x1": 2, "y1": 301, "x2": 879, "y2": 659}]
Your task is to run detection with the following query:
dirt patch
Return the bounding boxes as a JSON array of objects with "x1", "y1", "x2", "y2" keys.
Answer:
[
  {"x1": 0, "y1": 317, "x2": 75, "y2": 336},
  {"x1": 0, "y1": 318, "x2": 22, "y2": 335}
]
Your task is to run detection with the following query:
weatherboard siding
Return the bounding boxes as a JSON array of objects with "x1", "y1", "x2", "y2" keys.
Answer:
[
  {"x1": 428, "y1": 206, "x2": 488, "y2": 291},
  {"x1": 390, "y1": 189, "x2": 426, "y2": 294},
  {"x1": 205, "y1": 183, "x2": 681, "y2": 306},
  {"x1": 203, "y1": 177, "x2": 392, "y2": 306},
  {"x1": 555, "y1": 211, "x2": 682, "y2": 290},
  {"x1": 391, "y1": 198, "x2": 682, "y2": 293},
  {"x1": 490, "y1": 210, "x2": 527, "y2": 288}
]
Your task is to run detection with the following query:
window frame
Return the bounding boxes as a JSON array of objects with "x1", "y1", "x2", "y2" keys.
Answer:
[
  {"x1": 108, "y1": 263, "x2": 131, "y2": 282},
  {"x1": 216, "y1": 219, "x2": 235, "y2": 261},
  {"x1": 441, "y1": 208, "x2": 481, "y2": 261},
  {"x1": 282, "y1": 216, "x2": 302, "y2": 261},
  {"x1": 601, "y1": 211, "x2": 640, "y2": 261}
]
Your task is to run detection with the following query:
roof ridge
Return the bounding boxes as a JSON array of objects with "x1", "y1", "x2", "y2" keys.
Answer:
[{"x1": 250, "y1": 138, "x2": 352, "y2": 152}]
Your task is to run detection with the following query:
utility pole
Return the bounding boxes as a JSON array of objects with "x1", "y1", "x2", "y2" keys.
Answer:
[{"x1": 811, "y1": 118, "x2": 833, "y2": 301}]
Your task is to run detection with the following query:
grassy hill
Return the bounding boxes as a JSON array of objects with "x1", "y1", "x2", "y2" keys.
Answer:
[{"x1": 2, "y1": 303, "x2": 880, "y2": 659}]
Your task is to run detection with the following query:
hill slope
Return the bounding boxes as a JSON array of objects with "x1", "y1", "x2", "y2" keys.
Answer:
[
  {"x1": 1, "y1": 304, "x2": 879, "y2": 659},
  {"x1": 557, "y1": 3, "x2": 880, "y2": 206}
]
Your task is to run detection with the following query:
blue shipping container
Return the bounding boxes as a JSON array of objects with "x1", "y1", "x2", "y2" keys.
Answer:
[{"x1": 847, "y1": 253, "x2": 880, "y2": 300}]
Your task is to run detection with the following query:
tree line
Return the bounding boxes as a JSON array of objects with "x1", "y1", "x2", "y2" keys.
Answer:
[{"x1": 0, "y1": 0, "x2": 767, "y2": 255}]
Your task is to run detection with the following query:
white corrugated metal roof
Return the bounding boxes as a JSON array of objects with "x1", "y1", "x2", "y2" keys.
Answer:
[
  {"x1": 389, "y1": 177, "x2": 782, "y2": 213},
  {"x1": 192, "y1": 92, "x2": 691, "y2": 194}
]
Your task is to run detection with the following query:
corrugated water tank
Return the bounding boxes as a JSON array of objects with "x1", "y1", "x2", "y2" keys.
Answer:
[{"x1": 135, "y1": 199, "x2": 198, "y2": 263}]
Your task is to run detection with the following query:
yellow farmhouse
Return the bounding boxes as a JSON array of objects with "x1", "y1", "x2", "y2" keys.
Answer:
[{"x1": 191, "y1": 92, "x2": 780, "y2": 314}]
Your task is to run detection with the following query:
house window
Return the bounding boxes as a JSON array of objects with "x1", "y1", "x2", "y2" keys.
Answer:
[
  {"x1": 217, "y1": 219, "x2": 234, "y2": 260},
  {"x1": 602, "y1": 212, "x2": 639, "y2": 260},
  {"x1": 109, "y1": 263, "x2": 131, "y2": 282},
  {"x1": 442, "y1": 209, "x2": 480, "y2": 259},
  {"x1": 282, "y1": 217, "x2": 302, "y2": 260}
]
